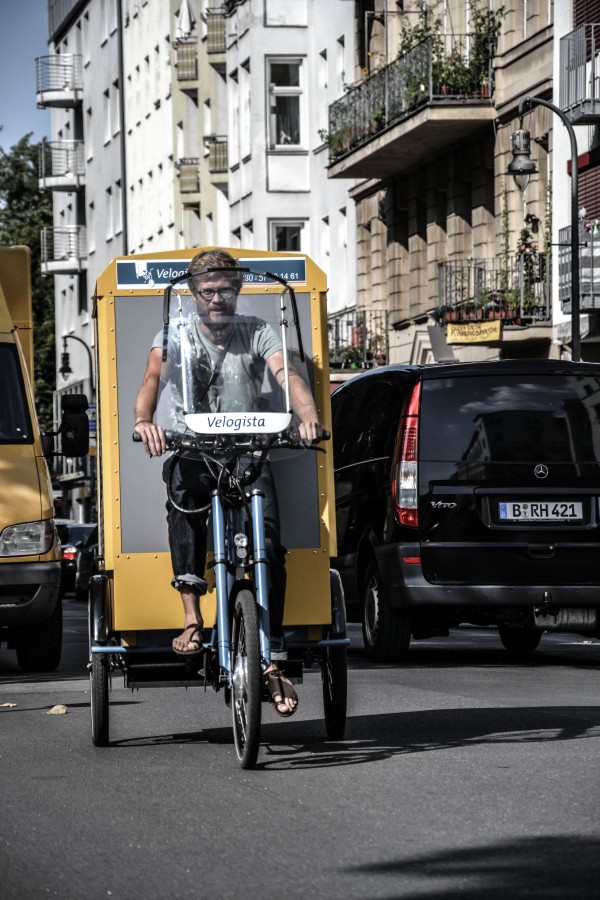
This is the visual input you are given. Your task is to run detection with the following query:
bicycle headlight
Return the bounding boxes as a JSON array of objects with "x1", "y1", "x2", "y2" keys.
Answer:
[{"x1": 0, "y1": 520, "x2": 55, "y2": 557}]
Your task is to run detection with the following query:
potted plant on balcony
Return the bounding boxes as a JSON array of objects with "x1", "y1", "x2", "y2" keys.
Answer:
[
  {"x1": 438, "y1": 50, "x2": 470, "y2": 96},
  {"x1": 469, "y1": 0, "x2": 504, "y2": 94},
  {"x1": 369, "y1": 105, "x2": 386, "y2": 135},
  {"x1": 319, "y1": 125, "x2": 353, "y2": 159},
  {"x1": 341, "y1": 346, "x2": 363, "y2": 369},
  {"x1": 517, "y1": 227, "x2": 539, "y2": 314},
  {"x1": 368, "y1": 333, "x2": 387, "y2": 366}
]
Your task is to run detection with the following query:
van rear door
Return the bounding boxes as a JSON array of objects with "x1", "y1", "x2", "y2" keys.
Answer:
[{"x1": 417, "y1": 363, "x2": 600, "y2": 586}]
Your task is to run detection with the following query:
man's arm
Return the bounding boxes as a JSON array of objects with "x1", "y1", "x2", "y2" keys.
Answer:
[
  {"x1": 266, "y1": 350, "x2": 324, "y2": 442},
  {"x1": 134, "y1": 347, "x2": 167, "y2": 456}
]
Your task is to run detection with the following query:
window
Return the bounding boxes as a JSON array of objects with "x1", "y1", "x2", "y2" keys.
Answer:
[
  {"x1": 0, "y1": 345, "x2": 33, "y2": 443},
  {"x1": 269, "y1": 220, "x2": 305, "y2": 252},
  {"x1": 336, "y1": 36, "x2": 345, "y2": 92},
  {"x1": 333, "y1": 379, "x2": 405, "y2": 470},
  {"x1": 267, "y1": 58, "x2": 304, "y2": 149}
]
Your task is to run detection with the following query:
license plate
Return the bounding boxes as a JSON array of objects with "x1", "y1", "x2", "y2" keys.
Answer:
[{"x1": 498, "y1": 500, "x2": 583, "y2": 522}]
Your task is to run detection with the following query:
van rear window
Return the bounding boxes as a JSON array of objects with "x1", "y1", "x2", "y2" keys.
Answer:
[
  {"x1": 420, "y1": 374, "x2": 600, "y2": 462},
  {"x1": 0, "y1": 344, "x2": 33, "y2": 443}
]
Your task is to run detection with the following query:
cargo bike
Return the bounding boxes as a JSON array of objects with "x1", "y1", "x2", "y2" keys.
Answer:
[{"x1": 86, "y1": 248, "x2": 348, "y2": 768}]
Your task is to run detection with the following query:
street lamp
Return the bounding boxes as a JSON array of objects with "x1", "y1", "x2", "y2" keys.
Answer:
[
  {"x1": 507, "y1": 97, "x2": 581, "y2": 362},
  {"x1": 59, "y1": 335, "x2": 95, "y2": 392}
]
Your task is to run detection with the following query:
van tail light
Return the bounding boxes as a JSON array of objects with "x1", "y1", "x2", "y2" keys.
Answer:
[
  {"x1": 393, "y1": 381, "x2": 421, "y2": 528},
  {"x1": 62, "y1": 546, "x2": 78, "y2": 561}
]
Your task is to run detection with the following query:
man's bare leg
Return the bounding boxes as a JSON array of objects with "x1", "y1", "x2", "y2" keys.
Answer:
[{"x1": 172, "y1": 586, "x2": 204, "y2": 653}]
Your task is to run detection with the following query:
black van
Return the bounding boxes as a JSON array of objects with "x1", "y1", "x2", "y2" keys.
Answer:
[{"x1": 331, "y1": 360, "x2": 600, "y2": 661}]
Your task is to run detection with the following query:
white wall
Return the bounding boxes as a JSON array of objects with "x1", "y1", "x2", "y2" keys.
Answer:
[{"x1": 226, "y1": 0, "x2": 356, "y2": 313}]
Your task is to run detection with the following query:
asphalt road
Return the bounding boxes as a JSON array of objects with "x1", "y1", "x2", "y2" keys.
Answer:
[{"x1": 1, "y1": 597, "x2": 600, "y2": 900}]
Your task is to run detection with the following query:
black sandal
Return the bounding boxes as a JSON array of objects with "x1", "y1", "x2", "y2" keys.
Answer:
[
  {"x1": 172, "y1": 623, "x2": 204, "y2": 657},
  {"x1": 264, "y1": 668, "x2": 298, "y2": 718}
]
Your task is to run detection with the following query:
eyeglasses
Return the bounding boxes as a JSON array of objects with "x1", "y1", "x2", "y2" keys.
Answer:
[{"x1": 195, "y1": 287, "x2": 236, "y2": 301}]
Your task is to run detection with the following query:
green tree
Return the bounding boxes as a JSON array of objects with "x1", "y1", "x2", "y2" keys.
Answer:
[{"x1": 0, "y1": 133, "x2": 54, "y2": 429}]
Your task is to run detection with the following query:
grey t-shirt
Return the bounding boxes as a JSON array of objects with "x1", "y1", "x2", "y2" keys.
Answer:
[{"x1": 153, "y1": 314, "x2": 282, "y2": 429}]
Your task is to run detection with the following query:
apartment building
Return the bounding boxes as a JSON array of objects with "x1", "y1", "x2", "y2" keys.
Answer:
[
  {"x1": 36, "y1": 0, "x2": 357, "y2": 513},
  {"x1": 325, "y1": 0, "x2": 600, "y2": 366}
]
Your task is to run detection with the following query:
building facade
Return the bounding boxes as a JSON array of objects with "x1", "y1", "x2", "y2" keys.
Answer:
[
  {"x1": 325, "y1": 0, "x2": 600, "y2": 367},
  {"x1": 37, "y1": 0, "x2": 357, "y2": 517}
]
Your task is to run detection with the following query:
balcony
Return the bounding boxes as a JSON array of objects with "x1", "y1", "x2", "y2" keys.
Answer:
[
  {"x1": 176, "y1": 158, "x2": 200, "y2": 194},
  {"x1": 559, "y1": 225, "x2": 600, "y2": 313},
  {"x1": 204, "y1": 135, "x2": 228, "y2": 185},
  {"x1": 206, "y1": 8, "x2": 226, "y2": 72},
  {"x1": 438, "y1": 255, "x2": 551, "y2": 325},
  {"x1": 36, "y1": 54, "x2": 83, "y2": 108},
  {"x1": 41, "y1": 226, "x2": 87, "y2": 276},
  {"x1": 38, "y1": 140, "x2": 85, "y2": 192},
  {"x1": 560, "y1": 24, "x2": 600, "y2": 124},
  {"x1": 174, "y1": 37, "x2": 198, "y2": 97},
  {"x1": 327, "y1": 36, "x2": 496, "y2": 180},
  {"x1": 328, "y1": 307, "x2": 389, "y2": 370}
]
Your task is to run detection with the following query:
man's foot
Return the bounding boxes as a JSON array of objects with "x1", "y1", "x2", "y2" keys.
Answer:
[
  {"x1": 172, "y1": 623, "x2": 204, "y2": 657},
  {"x1": 264, "y1": 667, "x2": 298, "y2": 717}
]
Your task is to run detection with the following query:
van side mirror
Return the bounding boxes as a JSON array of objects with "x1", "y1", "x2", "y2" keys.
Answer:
[
  {"x1": 60, "y1": 394, "x2": 90, "y2": 457},
  {"x1": 41, "y1": 432, "x2": 55, "y2": 457}
]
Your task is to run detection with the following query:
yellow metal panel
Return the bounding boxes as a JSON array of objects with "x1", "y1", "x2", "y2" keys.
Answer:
[
  {"x1": 0, "y1": 246, "x2": 33, "y2": 379},
  {"x1": 111, "y1": 547, "x2": 331, "y2": 632},
  {"x1": 94, "y1": 247, "x2": 334, "y2": 632}
]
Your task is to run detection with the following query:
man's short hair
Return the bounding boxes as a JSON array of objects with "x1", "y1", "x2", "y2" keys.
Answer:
[{"x1": 188, "y1": 248, "x2": 244, "y2": 294}]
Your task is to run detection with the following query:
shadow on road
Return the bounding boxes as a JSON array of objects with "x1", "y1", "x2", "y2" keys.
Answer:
[
  {"x1": 345, "y1": 834, "x2": 600, "y2": 899},
  {"x1": 105, "y1": 702, "x2": 600, "y2": 771}
]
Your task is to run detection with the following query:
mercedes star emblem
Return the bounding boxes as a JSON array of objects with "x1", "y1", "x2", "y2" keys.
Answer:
[{"x1": 534, "y1": 464, "x2": 549, "y2": 479}]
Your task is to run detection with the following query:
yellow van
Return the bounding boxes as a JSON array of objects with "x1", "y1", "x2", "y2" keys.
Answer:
[{"x1": 0, "y1": 246, "x2": 62, "y2": 671}]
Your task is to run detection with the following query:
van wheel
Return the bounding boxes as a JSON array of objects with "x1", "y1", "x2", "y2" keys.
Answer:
[
  {"x1": 498, "y1": 625, "x2": 542, "y2": 655},
  {"x1": 362, "y1": 561, "x2": 410, "y2": 663},
  {"x1": 15, "y1": 600, "x2": 63, "y2": 672}
]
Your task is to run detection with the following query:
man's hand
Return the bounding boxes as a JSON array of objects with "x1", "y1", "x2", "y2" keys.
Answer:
[
  {"x1": 298, "y1": 418, "x2": 325, "y2": 443},
  {"x1": 134, "y1": 421, "x2": 167, "y2": 457}
]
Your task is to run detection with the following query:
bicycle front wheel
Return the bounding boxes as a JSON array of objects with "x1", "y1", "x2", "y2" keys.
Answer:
[
  {"x1": 231, "y1": 589, "x2": 262, "y2": 769},
  {"x1": 90, "y1": 652, "x2": 109, "y2": 746}
]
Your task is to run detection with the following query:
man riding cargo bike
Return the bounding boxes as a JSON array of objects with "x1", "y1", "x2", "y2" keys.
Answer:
[{"x1": 86, "y1": 246, "x2": 348, "y2": 767}]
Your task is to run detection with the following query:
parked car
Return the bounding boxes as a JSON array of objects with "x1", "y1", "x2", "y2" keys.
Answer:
[
  {"x1": 74, "y1": 525, "x2": 99, "y2": 601},
  {"x1": 55, "y1": 520, "x2": 97, "y2": 598},
  {"x1": 331, "y1": 359, "x2": 600, "y2": 662}
]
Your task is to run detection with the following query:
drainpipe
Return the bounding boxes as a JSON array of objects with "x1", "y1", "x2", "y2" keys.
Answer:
[{"x1": 116, "y1": 0, "x2": 128, "y2": 254}]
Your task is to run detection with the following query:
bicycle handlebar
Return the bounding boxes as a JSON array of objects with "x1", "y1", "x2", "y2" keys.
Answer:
[{"x1": 132, "y1": 426, "x2": 330, "y2": 454}]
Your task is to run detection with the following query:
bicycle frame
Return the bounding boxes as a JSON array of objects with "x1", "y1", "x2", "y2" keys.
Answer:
[{"x1": 211, "y1": 487, "x2": 271, "y2": 680}]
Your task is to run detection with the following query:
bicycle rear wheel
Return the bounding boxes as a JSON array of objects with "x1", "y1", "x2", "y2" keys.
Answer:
[{"x1": 231, "y1": 589, "x2": 262, "y2": 768}]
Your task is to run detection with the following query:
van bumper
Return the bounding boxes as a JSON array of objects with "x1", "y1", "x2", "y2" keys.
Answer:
[
  {"x1": 377, "y1": 544, "x2": 600, "y2": 609},
  {"x1": 0, "y1": 562, "x2": 62, "y2": 626}
]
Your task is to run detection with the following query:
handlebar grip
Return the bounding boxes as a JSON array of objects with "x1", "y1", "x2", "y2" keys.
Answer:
[
  {"x1": 321, "y1": 429, "x2": 331, "y2": 441},
  {"x1": 132, "y1": 431, "x2": 143, "y2": 442}
]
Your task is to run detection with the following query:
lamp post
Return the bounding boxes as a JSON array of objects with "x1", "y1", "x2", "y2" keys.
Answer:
[
  {"x1": 507, "y1": 96, "x2": 581, "y2": 362},
  {"x1": 58, "y1": 334, "x2": 96, "y2": 519},
  {"x1": 59, "y1": 334, "x2": 95, "y2": 392}
]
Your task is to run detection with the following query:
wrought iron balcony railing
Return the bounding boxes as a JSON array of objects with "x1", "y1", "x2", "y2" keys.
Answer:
[
  {"x1": 36, "y1": 54, "x2": 83, "y2": 108},
  {"x1": 328, "y1": 307, "x2": 389, "y2": 370},
  {"x1": 327, "y1": 35, "x2": 494, "y2": 163},
  {"x1": 560, "y1": 24, "x2": 600, "y2": 124},
  {"x1": 438, "y1": 256, "x2": 551, "y2": 323},
  {"x1": 38, "y1": 139, "x2": 85, "y2": 191}
]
